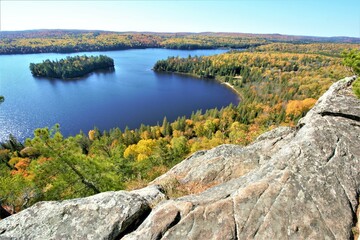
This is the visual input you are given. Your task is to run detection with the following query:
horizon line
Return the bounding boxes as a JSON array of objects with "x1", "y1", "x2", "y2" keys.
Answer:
[{"x1": 1, "y1": 28, "x2": 359, "y2": 39}]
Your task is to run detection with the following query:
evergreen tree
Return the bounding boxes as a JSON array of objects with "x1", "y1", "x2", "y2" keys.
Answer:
[{"x1": 161, "y1": 117, "x2": 172, "y2": 136}]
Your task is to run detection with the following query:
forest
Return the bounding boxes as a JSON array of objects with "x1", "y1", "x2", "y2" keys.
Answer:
[
  {"x1": 0, "y1": 31, "x2": 263, "y2": 54},
  {"x1": 153, "y1": 47, "x2": 357, "y2": 124},
  {"x1": 1, "y1": 30, "x2": 359, "y2": 54},
  {"x1": 0, "y1": 42, "x2": 359, "y2": 218},
  {"x1": 29, "y1": 55, "x2": 114, "y2": 79}
]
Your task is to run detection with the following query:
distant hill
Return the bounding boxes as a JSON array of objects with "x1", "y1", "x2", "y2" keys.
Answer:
[
  {"x1": 0, "y1": 29, "x2": 359, "y2": 43},
  {"x1": 194, "y1": 32, "x2": 360, "y2": 43},
  {"x1": 0, "y1": 29, "x2": 113, "y2": 39},
  {"x1": 0, "y1": 29, "x2": 359, "y2": 55}
]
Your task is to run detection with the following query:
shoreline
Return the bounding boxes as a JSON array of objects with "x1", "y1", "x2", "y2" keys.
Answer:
[
  {"x1": 220, "y1": 82, "x2": 242, "y2": 101},
  {"x1": 155, "y1": 70, "x2": 242, "y2": 102}
]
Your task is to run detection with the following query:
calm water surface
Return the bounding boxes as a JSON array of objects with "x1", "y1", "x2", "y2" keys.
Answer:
[{"x1": 0, "y1": 49, "x2": 239, "y2": 141}]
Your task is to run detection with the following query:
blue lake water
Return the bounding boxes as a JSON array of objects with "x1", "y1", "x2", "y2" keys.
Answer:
[{"x1": 0, "y1": 48, "x2": 239, "y2": 141}]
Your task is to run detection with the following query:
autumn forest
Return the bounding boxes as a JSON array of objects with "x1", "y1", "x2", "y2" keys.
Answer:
[{"x1": 0, "y1": 30, "x2": 359, "y2": 217}]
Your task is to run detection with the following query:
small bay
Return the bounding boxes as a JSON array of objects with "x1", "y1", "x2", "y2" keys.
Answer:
[{"x1": 0, "y1": 48, "x2": 239, "y2": 141}]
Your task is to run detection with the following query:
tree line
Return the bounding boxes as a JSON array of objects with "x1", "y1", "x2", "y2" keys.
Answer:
[
  {"x1": 2, "y1": 30, "x2": 359, "y2": 55},
  {"x1": 29, "y1": 55, "x2": 114, "y2": 79},
  {"x1": 0, "y1": 32, "x2": 265, "y2": 54}
]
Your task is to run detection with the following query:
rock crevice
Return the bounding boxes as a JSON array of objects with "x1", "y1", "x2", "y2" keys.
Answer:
[{"x1": 320, "y1": 111, "x2": 360, "y2": 122}]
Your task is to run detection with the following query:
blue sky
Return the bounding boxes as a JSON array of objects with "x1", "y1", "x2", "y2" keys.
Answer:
[{"x1": 1, "y1": 0, "x2": 359, "y2": 37}]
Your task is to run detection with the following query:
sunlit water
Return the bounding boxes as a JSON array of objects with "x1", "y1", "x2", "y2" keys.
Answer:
[{"x1": 0, "y1": 48, "x2": 239, "y2": 142}]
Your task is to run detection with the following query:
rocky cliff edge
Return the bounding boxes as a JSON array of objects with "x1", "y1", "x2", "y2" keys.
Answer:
[{"x1": 0, "y1": 76, "x2": 359, "y2": 239}]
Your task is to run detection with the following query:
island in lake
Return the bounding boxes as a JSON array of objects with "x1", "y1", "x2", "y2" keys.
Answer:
[{"x1": 29, "y1": 55, "x2": 114, "y2": 79}]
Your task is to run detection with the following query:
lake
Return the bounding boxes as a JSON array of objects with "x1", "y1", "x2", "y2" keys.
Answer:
[{"x1": 0, "y1": 48, "x2": 239, "y2": 142}]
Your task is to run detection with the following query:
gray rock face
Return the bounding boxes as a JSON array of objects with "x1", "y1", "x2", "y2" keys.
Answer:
[
  {"x1": 0, "y1": 77, "x2": 359, "y2": 240},
  {"x1": 0, "y1": 185, "x2": 166, "y2": 240},
  {"x1": 125, "y1": 77, "x2": 360, "y2": 240},
  {"x1": 151, "y1": 126, "x2": 293, "y2": 195}
]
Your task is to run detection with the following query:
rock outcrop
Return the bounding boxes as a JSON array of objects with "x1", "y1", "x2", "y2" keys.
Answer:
[
  {"x1": 0, "y1": 77, "x2": 359, "y2": 239},
  {"x1": 0, "y1": 185, "x2": 166, "y2": 240}
]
